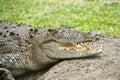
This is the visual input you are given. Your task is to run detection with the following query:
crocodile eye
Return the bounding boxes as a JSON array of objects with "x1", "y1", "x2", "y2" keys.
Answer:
[
  {"x1": 48, "y1": 29, "x2": 56, "y2": 35},
  {"x1": 29, "y1": 28, "x2": 38, "y2": 38}
]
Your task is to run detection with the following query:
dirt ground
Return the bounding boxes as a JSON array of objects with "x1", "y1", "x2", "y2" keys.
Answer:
[{"x1": 17, "y1": 35, "x2": 120, "y2": 80}]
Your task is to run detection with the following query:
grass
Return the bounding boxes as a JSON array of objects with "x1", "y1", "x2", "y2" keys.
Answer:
[{"x1": 0, "y1": 0, "x2": 120, "y2": 35}]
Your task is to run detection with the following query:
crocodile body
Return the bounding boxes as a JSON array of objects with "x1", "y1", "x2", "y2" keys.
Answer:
[{"x1": 0, "y1": 20, "x2": 102, "y2": 80}]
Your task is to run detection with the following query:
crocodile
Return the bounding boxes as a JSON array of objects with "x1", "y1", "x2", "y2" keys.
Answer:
[{"x1": 0, "y1": 20, "x2": 102, "y2": 80}]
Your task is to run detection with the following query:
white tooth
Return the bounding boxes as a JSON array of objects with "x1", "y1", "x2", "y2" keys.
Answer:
[
  {"x1": 80, "y1": 42, "x2": 84, "y2": 45},
  {"x1": 77, "y1": 44, "x2": 81, "y2": 47}
]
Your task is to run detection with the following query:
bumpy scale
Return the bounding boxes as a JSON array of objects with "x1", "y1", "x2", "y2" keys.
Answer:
[{"x1": 0, "y1": 20, "x2": 102, "y2": 80}]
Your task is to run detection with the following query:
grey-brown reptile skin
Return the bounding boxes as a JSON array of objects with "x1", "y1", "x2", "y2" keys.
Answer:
[{"x1": 0, "y1": 20, "x2": 102, "y2": 80}]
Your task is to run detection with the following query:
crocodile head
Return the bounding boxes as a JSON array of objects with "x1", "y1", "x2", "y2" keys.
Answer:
[{"x1": 30, "y1": 26, "x2": 102, "y2": 59}]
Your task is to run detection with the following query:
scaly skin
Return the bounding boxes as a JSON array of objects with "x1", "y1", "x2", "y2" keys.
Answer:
[{"x1": 0, "y1": 20, "x2": 102, "y2": 80}]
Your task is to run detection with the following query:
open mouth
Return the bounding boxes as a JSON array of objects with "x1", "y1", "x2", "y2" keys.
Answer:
[
  {"x1": 42, "y1": 38, "x2": 102, "y2": 58},
  {"x1": 58, "y1": 43, "x2": 88, "y2": 52},
  {"x1": 57, "y1": 38, "x2": 102, "y2": 53}
]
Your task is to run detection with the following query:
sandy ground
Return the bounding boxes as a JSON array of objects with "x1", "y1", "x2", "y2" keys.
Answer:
[{"x1": 17, "y1": 35, "x2": 120, "y2": 80}]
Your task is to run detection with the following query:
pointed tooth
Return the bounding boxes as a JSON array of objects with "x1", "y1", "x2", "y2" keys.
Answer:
[
  {"x1": 80, "y1": 42, "x2": 83, "y2": 45},
  {"x1": 76, "y1": 43, "x2": 81, "y2": 47}
]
